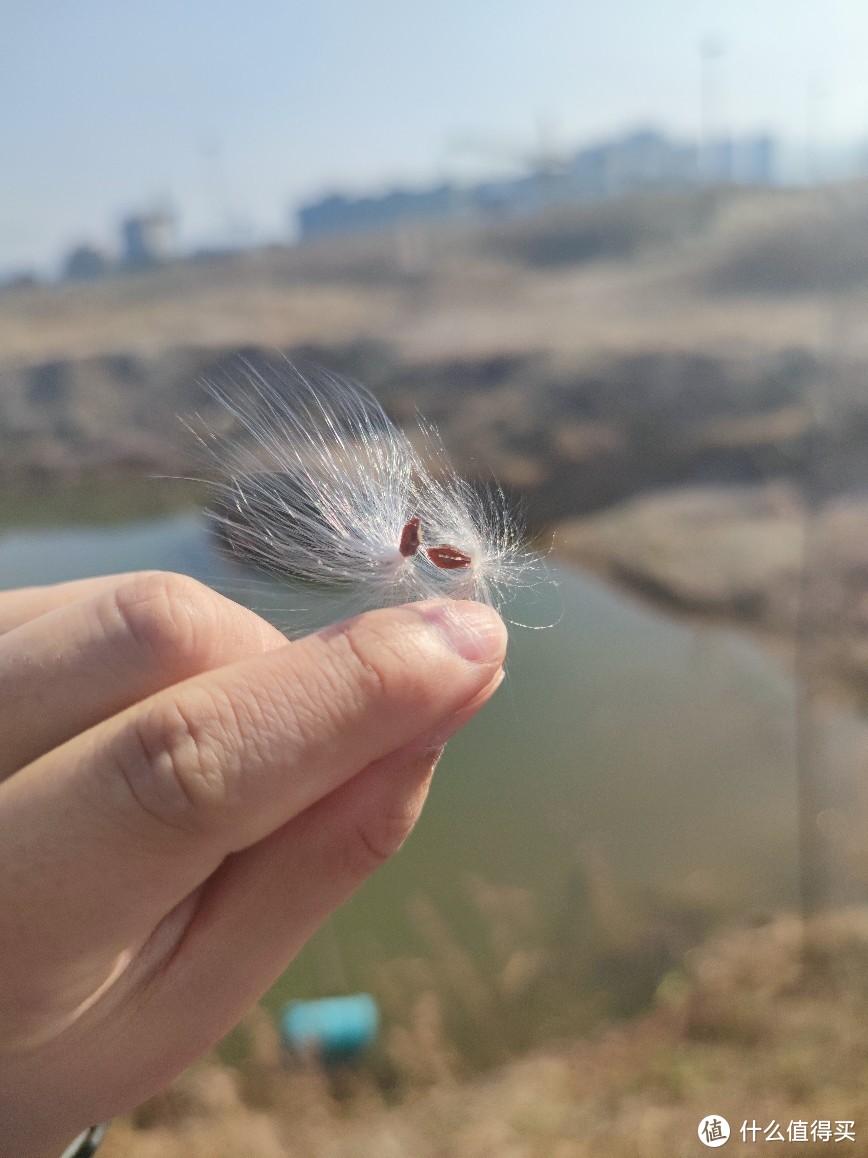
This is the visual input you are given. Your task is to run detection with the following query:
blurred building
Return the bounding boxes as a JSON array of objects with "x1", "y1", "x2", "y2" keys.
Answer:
[
  {"x1": 0, "y1": 270, "x2": 39, "y2": 292},
  {"x1": 296, "y1": 129, "x2": 778, "y2": 242},
  {"x1": 733, "y1": 134, "x2": 775, "y2": 184},
  {"x1": 121, "y1": 209, "x2": 174, "y2": 267},
  {"x1": 568, "y1": 129, "x2": 700, "y2": 198},
  {"x1": 298, "y1": 185, "x2": 469, "y2": 241},
  {"x1": 63, "y1": 244, "x2": 110, "y2": 280}
]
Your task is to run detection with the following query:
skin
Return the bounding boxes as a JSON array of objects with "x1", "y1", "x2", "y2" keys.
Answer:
[{"x1": 0, "y1": 571, "x2": 507, "y2": 1158}]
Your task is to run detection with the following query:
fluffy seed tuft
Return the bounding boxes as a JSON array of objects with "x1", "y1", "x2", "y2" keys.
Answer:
[{"x1": 193, "y1": 358, "x2": 550, "y2": 626}]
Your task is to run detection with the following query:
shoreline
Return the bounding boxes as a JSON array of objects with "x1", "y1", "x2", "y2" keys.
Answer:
[{"x1": 551, "y1": 483, "x2": 868, "y2": 716}]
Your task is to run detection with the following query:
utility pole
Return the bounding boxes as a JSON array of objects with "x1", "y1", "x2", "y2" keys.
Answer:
[{"x1": 699, "y1": 35, "x2": 726, "y2": 183}]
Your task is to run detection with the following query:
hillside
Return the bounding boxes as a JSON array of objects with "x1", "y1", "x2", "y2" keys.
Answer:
[{"x1": 3, "y1": 182, "x2": 868, "y2": 522}]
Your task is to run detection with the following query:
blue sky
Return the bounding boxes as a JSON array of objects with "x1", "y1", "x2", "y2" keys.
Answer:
[{"x1": 3, "y1": 0, "x2": 868, "y2": 272}]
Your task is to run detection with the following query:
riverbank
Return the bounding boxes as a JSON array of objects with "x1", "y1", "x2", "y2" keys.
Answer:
[{"x1": 553, "y1": 484, "x2": 868, "y2": 712}]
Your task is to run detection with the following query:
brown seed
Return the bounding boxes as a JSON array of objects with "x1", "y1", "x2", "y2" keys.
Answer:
[
  {"x1": 399, "y1": 516, "x2": 421, "y2": 557},
  {"x1": 427, "y1": 545, "x2": 473, "y2": 570}
]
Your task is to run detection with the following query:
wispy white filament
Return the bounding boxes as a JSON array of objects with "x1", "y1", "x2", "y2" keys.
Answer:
[{"x1": 194, "y1": 358, "x2": 549, "y2": 625}]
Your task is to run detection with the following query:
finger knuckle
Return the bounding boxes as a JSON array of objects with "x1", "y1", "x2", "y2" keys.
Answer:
[
  {"x1": 115, "y1": 692, "x2": 235, "y2": 832},
  {"x1": 109, "y1": 571, "x2": 220, "y2": 671}
]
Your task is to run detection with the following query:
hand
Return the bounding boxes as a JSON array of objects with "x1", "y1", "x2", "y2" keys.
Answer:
[{"x1": 0, "y1": 572, "x2": 506, "y2": 1157}]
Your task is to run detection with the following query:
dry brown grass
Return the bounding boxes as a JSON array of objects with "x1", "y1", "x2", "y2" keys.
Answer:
[
  {"x1": 97, "y1": 908, "x2": 868, "y2": 1157},
  {"x1": 5, "y1": 183, "x2": 868, "y2": 377}
]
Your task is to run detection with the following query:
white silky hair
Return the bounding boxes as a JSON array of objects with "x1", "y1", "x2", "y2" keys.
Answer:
[{"x1": 193, "y1": 357, "x2": 551, "y2": 627}]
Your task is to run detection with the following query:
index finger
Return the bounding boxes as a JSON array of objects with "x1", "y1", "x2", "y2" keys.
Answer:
[{"x1": 0, "y1": 574, "x2": 146, "y2": 635}]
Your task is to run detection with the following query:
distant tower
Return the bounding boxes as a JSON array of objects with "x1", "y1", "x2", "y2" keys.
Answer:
[
  {"x1": 121, "y1": 209, "x2": 175, "y2": 267},
  {"x1": 699, "y1": 35, "x2": 727, "y2": 183}
]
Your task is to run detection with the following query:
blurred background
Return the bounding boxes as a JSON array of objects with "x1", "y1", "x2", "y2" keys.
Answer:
[{"x1": 7, "y1": 1, "x2": 868, "y2": 1153}]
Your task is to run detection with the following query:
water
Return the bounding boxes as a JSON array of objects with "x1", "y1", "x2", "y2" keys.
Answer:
[{"x1": 3, "y1": 502, "x2": 857, "y2": 1004}]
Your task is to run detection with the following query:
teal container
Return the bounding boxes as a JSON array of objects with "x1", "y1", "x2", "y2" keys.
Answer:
[{"x1": 280, "y1": 994, "x2": 380, "y2": 1062}]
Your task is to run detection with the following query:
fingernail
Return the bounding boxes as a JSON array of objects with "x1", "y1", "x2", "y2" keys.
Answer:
[{"x1": 418, "y1": 601, "x2": 507, "y2": 664}]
